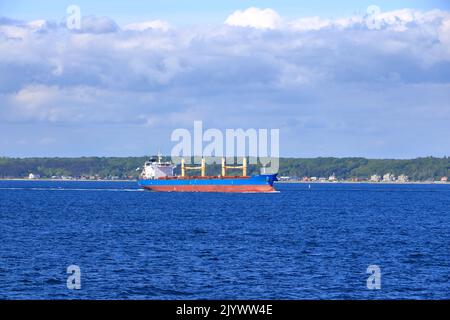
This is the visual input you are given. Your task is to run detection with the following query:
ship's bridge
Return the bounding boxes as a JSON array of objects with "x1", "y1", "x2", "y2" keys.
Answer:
[{"x1": 141, "y1": 155, "x2": 175, "y2": 179}]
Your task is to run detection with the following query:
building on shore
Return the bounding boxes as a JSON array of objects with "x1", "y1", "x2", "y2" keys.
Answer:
[
  {"x1": 370, "y1": 174, "x2": 381, "y2": 182},
  {"x1": 328, "y1": 174, "x2": 337, "y2": 182},
  {"x1": 383, "y1": 173, "x2": 396, "y2": 182},
  {"x1": 397, "y1": 174, "x2": 409, "y2": 183},
  {"x1": 440, "y1": 176, "x2": 448, "y2": 182},
  {"x1": 28, "y1": 173, "x2": 40, "y2": 179}
]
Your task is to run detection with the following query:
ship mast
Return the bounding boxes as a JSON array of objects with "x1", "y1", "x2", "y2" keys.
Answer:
[{"x1": 157, "y1": 150, "x2": 162, "y2": 164}]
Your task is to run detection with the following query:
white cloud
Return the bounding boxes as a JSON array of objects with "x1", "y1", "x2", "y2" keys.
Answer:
[
  {"x1": 438, "y1": 17, "x2": 450, "y2": 52},
  {"x1": 0, "y1": 19, "x2": 52, "y2": 39},
  {"x1": 124, "y1": 20, "x2": 171, "y2": 32},
  {"x1": 3, "y1": 85, "x2": 156, "y2": 123},
  {"x1": 26, "y1": 19, "x2": 48, "y2": 29},
  {"x1": 225, "y1": 7, "x2": 281, "y2": 29},
  {"x1": 79, "y1": 16, "x2": 118, "y2": 33},
  {"x1": 289, "y1": 16, "x2": 332, "y2": 31},
  {"x1": 289, "y1": 8, "x2": 450, "y2": 32},
  {"x1": 8, "y1": 85, "x2": 66, "y2": 122},
  {"x1": 0, "y1": 25, "x2": 28, "y2": 39}
]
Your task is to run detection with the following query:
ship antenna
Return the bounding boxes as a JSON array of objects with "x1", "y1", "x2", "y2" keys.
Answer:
[{"x1": 157, "y1": 149, "x2": 162, "y2": 164}]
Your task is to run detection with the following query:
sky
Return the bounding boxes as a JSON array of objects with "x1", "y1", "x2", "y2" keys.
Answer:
[{"x1": 0, "y1": 1, "x2": 450, "y2": 158}]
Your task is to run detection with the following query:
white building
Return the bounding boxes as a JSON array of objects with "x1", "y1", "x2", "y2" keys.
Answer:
[
  {"x1": 370, "y1": 174, "x2": 381, "y2": 182},
  {"x1": 328, "y1": 174, "x2": 337, "y2": 182},
  {"x1": 28, "y1": 173, "x2": 40, "y2": 179},
  {"x1": 397, "y1": 174, "x2": 409, "y2": 183},
  {"x1": 383, "y1": 173, "x2": 395, "y2": 182}
]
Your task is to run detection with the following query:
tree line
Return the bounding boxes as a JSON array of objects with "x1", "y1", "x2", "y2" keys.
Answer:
[{"x1": 0, "y1": 156, "x2": 448, "y2": 180}]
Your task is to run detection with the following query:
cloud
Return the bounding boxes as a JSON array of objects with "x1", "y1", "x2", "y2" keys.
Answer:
[
  {"x1": 2, "y1": 84, "x2": 157, "y2": 123},
  {"x1": 124, "y1": 20, "x2": 171, "y2": 32},
  {"x1": 225, "y1": 7, "x2": 282, "y2": 29},
  {"x1": 78, "y1": 16, "x2": 118, "y2": 33},
  {"x1": 289, "y1": 16, "x2": 332, "y2": 31},
  {"x1": 0, "y1": 18, "x2": 56, "y2": 38},
  {"x1": 289, "y1": 8, "x2": 450, "y2": 32},
  {"x1": 439, "y1": 17, "x2": 450, "y2": 52},
  {"x1": 1, "y1": 9, "x2": 450, "y2": 157}
]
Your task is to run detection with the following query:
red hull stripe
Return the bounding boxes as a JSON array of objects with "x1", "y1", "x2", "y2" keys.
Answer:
[{"x1": 143, "y1": 185, "x2": 275, "y2": 193}]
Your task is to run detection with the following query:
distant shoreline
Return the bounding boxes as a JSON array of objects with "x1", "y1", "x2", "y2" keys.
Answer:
[
  {"x1": 0, "y1": 178, "x2": 447, "y2": 185},
  {"x1": 0, "y1": 178, "x2": 134, "y2": 182},
  {"x1": 1, "y1": 157, "x2": 448, "y2": 184},
  {"x1": 276, "y1": 181, "x2": 448, "y2": 185}
]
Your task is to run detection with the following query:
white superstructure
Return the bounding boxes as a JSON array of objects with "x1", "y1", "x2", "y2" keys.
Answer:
[{"x1": 140, "y1": 154, "x2": 176, "y2": 179}]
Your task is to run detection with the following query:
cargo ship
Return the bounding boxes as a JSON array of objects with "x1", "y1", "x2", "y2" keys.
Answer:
[{"x1": 138, "y1": 155, "x2": 277, "y2": 192}]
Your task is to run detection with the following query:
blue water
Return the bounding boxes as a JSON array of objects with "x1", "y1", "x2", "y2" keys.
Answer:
[{"x1": 0, "y1": 180, "x2": 449, "y2": 299}]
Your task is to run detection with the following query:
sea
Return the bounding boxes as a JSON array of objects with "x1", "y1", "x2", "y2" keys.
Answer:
[{"x1": 0, "y1": 180, "x2": 449, "y2": 299}]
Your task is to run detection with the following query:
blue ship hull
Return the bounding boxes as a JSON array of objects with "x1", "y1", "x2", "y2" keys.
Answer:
[{"x1": 138, "y1": 174, "x2": 278, "y2": 192}]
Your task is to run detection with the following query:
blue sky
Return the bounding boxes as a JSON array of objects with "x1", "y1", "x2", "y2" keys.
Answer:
[{"x1": 0, "y1": 1, "x2": 450, "y2": 158}]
